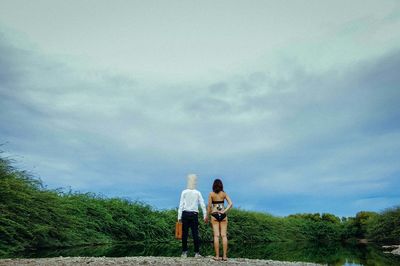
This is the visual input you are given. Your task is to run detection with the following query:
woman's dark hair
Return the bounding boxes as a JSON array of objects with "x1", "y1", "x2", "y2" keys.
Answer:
[{"x1": 212, "y1": 179, "x2": 224, "y2": 193}]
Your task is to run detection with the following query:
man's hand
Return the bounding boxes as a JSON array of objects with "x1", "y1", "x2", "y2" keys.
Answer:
[{"x1": 204, "y1": 216, "x2": 209, "y2": 224}]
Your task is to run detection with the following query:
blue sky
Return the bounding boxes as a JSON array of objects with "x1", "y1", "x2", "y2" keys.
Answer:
[{"x1": 0, "y1": 0, "x2": 399, "y2": 217}]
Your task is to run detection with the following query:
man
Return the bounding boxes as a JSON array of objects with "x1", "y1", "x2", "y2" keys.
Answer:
[{"x1": 178, "y1": 174, "x2": 208, "y2": 257}]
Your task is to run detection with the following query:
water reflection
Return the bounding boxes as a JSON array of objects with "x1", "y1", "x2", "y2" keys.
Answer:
[
  {"x1": 6, "y1": 241, "x2": 400, "y2": 266},
  {"x1": 343, "y1": 261, "x2": 362, "y2": 266}
]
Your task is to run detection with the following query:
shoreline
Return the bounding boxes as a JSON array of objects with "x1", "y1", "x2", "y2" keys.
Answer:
[{"x1": 0, "y1": 256, "x2": 324, "y2": 265}]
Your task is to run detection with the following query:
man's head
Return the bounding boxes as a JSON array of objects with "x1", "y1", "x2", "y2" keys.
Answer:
[{"x1": 187, "y1": 174, "x2": 197, "y2": 189}]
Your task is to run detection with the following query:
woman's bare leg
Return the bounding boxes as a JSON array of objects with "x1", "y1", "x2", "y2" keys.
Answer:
[
  {"x1": 211, "y1": 220, "x2": 220, "y2": 259},
  {"x1": 220, "y1": 219, "x2": 228, "y2": 259}
]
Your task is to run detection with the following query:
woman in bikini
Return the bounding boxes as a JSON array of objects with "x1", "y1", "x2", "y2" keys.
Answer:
[{"x1": 207, "y1": 178, "x2": 233, "y2": 261}]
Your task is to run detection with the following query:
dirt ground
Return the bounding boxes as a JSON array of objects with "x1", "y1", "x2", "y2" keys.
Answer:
[{"x1": 0, "y1": 256, "x2": 325, "y2": 266}]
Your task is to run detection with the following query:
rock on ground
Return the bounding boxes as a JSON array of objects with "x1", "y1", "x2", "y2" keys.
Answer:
[
  {"x1": 382, "y1": 245, "x2": 400, "y2": 255},
  {"x1": 0, "y1": 256, "x2": 325, "y2": 266},
  {"x1": 392, "y1": 246, "x2": 400, "y2": 255}
]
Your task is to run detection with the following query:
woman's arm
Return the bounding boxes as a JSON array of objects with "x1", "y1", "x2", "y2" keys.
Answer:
[
  {"x1": 222, "y1": 192, "x2": 233, "y2": 214},
  {"x1": 207, "y1": 192, "x2": 212, "y2": 215}
]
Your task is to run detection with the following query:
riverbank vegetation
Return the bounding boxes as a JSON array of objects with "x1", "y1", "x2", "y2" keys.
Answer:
[{"x1": 1, "y1": 154, "x2": 399, "y2": 256}]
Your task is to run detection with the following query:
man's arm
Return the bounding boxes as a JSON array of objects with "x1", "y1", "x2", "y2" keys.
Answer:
[{"x1": 178, "y1": 191, "x2": 184, "y2": 221}]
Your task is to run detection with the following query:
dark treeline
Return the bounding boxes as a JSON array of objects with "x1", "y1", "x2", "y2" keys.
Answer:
[{"x1": 1, "y1": 154, "x2": 399, "y2": 256}]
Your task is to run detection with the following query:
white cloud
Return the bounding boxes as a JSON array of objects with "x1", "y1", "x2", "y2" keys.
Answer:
[
  {"x1": 1, "y1": 1, "x2": 400, "y2": 215},
  {"x1": 1, "y1": 0, "x2": 399, "y2": 81}
]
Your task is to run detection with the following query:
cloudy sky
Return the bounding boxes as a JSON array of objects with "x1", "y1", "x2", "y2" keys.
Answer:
[{"x1": 1, "y1": 0, "x2": 399, "y2": 217}]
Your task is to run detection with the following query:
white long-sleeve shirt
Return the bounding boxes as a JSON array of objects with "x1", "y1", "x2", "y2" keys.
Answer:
[{"x1": 178, "y1": 189, "x2": 207, "y2": 220}]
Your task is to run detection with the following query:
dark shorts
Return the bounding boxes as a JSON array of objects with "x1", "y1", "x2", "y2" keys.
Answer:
[{"x1": 211, "y1": 212, "x2": 227, "y2": 222}]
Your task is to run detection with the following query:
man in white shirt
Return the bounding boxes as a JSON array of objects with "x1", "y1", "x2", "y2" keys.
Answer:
[{"x1": 178, "y1": 174, "x2": 208, "y2": 258}]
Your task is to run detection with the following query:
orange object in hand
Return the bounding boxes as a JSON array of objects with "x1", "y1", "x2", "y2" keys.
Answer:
[{"x1": 175, "y1": 221, "x2": 182, "y2": 240}]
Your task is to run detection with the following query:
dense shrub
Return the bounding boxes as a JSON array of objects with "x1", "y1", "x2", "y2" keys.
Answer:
[
  {"x1": 367, "y1": 207, "x2": 400, "y2": 243},
  {"x1": 1, "y1": 153, "x2": 398, "y2": 256}
]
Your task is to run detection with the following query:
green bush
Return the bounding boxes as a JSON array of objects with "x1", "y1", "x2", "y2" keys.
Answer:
[
  {"x1": 1, "y1": 153, "x2": 399, "y2": 256},
  {"x1": 367, "y1": 207, "x2": 400, "y2": 243}
]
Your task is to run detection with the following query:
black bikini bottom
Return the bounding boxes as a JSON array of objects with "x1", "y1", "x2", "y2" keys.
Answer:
[{"x1": 211, "y1": 213, "x2": 227, "y2": 222}]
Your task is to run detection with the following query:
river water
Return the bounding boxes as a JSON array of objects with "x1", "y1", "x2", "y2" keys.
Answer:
[{"x1": 6, "y1": 241, "x2": 400, "y2": 266}]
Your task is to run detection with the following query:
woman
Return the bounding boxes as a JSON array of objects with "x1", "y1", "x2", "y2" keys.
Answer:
[
  {"x1": 207, "y1": 178, "x2": 233, "y2": 261},
  {"x1": 178, "y1": 174, "x2": 208, "y2": 258}
]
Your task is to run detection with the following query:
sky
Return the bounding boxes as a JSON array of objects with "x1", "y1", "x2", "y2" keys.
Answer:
[{"x1": 0, "y1": 0, "x2": 400, "y2": 217}]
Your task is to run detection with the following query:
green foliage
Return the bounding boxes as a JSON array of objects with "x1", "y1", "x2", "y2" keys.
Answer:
[
  {"x1": 1, "y1": 153, "x2": 399, "y2": 257},
  {"x1": 366, "y1": 206, "x2": 400, "y2": 243},
  {"x1": 0, "y1": 154, "x2": 174, "y2": 254},
  {"x1": 286, "y1": 213, "x2": 343, "y2": 242},
  {"x1": 354, "y1": 211, "x2": 379, "y2": 238},
  {"x1": 227, "y1": 209, "x2": 286, "y2": 242}
]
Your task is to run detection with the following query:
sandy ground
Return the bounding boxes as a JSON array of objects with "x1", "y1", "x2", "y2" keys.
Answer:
[{"x1": 0, "y1": 256, "x2": 324, "y2": 265}]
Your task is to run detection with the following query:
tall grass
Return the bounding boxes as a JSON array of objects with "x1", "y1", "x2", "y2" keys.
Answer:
[{"x1": 0, "y1": 153, "x2": 398, "y2": 256}]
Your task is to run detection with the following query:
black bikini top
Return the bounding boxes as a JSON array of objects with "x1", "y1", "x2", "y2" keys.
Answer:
[{"x1": 212, "y1": 200, "x2": 224, "y2": 204}]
